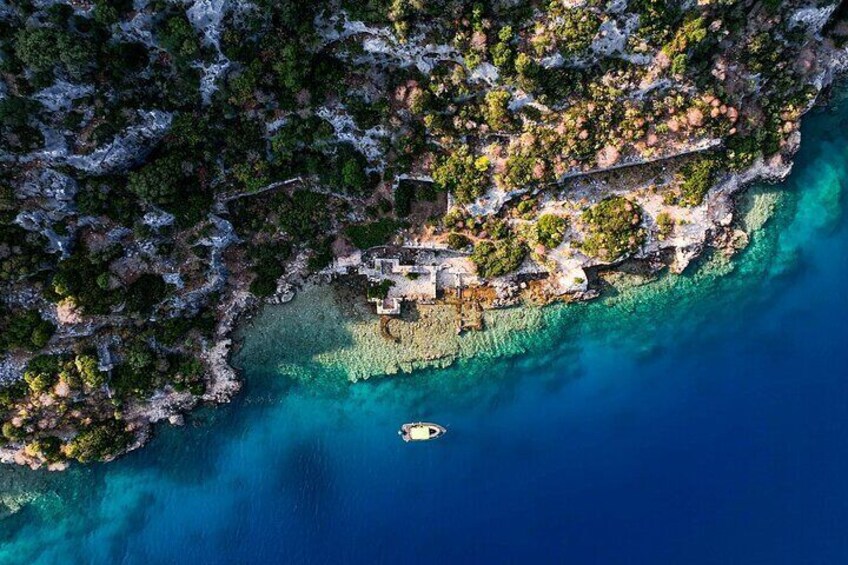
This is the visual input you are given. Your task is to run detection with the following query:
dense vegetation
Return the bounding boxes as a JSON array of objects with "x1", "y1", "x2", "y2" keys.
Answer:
[
  {"x1": 471, "y1": 238, "x2": 527, "y2": 278},
  {"x1": 669, "y1": 157, "x2": 719, "y2": 207},
  {"x1": 536, "y1": 214, "x2": 568, "y2": 249},
  {"x1": 579, "y1": 197, "x2": 646, "y2": 262},
  {"x1": 0, "y1": 309, "x2": 55, "y2": 352},
  {"x1": 0, "y1": 0, "x2": 837, "y2": 467}
]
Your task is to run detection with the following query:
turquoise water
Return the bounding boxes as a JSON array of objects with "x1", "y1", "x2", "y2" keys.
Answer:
[{"x1": 1, "y1": 96, "x2": 848, "y2": 563}]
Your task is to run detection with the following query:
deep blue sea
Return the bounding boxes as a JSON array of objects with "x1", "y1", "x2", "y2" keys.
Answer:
[{"x1": 1, "y1": 95, "x2": 848, "y2": 564}]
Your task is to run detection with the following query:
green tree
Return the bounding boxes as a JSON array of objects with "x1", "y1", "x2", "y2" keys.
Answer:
[
  {"x1": 232, "y1": 158, "x2": 271, "y2": 193},
  {"x1": 470, "y1": 238, "x2": 527, "y2": 278},
  {"x1": 269, "y1": 40, "x2": 308, "y2": 96},
  {"x1": 446, "y1": 233, "x2": 471, "y2": 250},
  {"x1": 75, "y1": 355, "x2": 106, "y2": 389},
  {"x1": 320, "y1": 144, "x2": 372, "y2": 196},
  {"x1": 65, "y1": 421, "x2": 133, "y2": 463},
  {"x1": 2, "y1": 422, "x2": 24, "y2": 441},
  {"x1": 432, "y1": 145, "x2": 490, "y2": 204},
  {"x1": 491, "y1": 26, "x2": 515, "y2": 70},
  {"x1": 536, "y1": 214, "x2": 567, "y2": 248},
  {"x1": 550, "y1": 8, "x2": 602, "y2": 55},
  {"x1": 656, "y1": 212, "x2": 674, "y2": 240},
  {"x1": 127, "y1": 155, "x2": 187, "y2": 206},
  {"x1": 674, "y1": 157, "x2": 717, "y2": 207},
  {"x1": 157, "y1": 13, "x2": 201, "y2": 61},
  {"x1": 24, "y1": 370, "x2": 56, "y2": 394},
  {"x1": 631, "y1": 0, "x2": 680, "y2": 45},
  {"x1": 25, "y1": 436, "x2": 64, "y2": 463},
  {"x1": 14, "y1": 28, "x2": 59, "y2": 73},
  {"x1": 341, "y1": 157, "x2": 368, "y2": 191},
  {"x1": 55, "y1": 33, "x2": 94, "y2": 79},
  {"x1": 0, "y1": 96, "x2": 41, "y2": 131},
  {"x1": 125, "y1": 343, "x2": 154, "y2": 373},
  {"x1": 93, "y1": 0, "x2": 133, "y2": 25},
  {"x1": 580, "y1": 197, "x2": 645, "y2": 261},
  {"x1": 482, "y1": 90, "x2": 513, "y2": 131},
  {"x1": 1, "y1": 310, "x2": 55, "y2": 352}
]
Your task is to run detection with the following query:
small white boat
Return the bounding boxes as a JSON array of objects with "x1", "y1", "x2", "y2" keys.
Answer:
[{"x1": 399, "y1": 422, "x2": 447, "y2": 442}]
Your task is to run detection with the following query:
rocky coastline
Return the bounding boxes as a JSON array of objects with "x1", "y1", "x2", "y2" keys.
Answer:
[{"x1": 1, "y1": 0, "x2": 847, "y2": 469}]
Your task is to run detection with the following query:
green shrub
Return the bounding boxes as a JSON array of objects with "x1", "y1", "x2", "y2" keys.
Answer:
[
  {"x1": 394, "y1": 180, "x2": 419, "y2": 217},
  {"x1": 124, "y1": 274, "x2": 168, "y2": 315},
  {"x1": 51, "y1": 248, "x2": 118, "y2": 315},
  {"x1": 447, "y1": 233, "x2": 472, "y2": 250},
  {"x1": 580, "y1": 197, "x2": 645, "y2": 261},
  {"x1": 366, "y1": 280, "x2": 394, "y2": 300},
  {"x1": 248, "y1": 241, "x2": 292, "y2": 297},
  {"x1": 471, "y1": 238, "x2": 527, "y2": 278},
  {"x1": 517, "y1": 200, "x2": 535, "y2": 216},
  {"x1": 656, "y1": 212, "x2": 674, "y2": 240},
  {"x1": 75, "y1": 355, "x2": 106, "y2": 389},
  {"x1": 484, "y1": 218, "x2": 510, "y2": 240},
  {"x1": 345, "y1": 219, "x2": 406, "y2": 249},
  {"x1": 549, "y1": 7, "x2": 602, "y2": 55},
  {"x1": 724, "y1": 135, "x2": 762, "y2": 171},
  {"x1": 347, "y1": 95, "x2": 389, "y2": 129},
  {"x1": 156, "y1": 12, "x2": 201, "y2": 61},
  {"x1": 65, "y1": 421, "x2": 133, "y2": 463},
  {"x1": 0, "y1": 309, "x2": 55, "y2": 352},
  {"x1": 155, "y1": 312, "x2": 215, "y2": 346},
  {"x1": 112, "y1": 363, "x2": 155, "y2": 398},
  {"x1": 536, "y1": 214, "x2": 567, "y2": 248},
  {"x1": 276, "y1": 190, "x2": 331, "y2": 242},
  {"x1": 0, "y1": 95, "x2": 38, "y2": 128},
  {"x1": 673, "y1": 157, "x2": 717, "y2": 207},
  {"x1": 0, "y1": 96, "x2": 45, "y2": 153},
  {"x1": 432, "y1": 146, "x2": 490, "y2": 204},
  {"x1": 307, "y1": 237, "x2": 335, "y2": 272}
]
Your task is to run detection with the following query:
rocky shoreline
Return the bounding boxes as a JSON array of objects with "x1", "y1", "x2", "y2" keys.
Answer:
[
  {"x1": 1, "y1": 0, "x2": 847, "y2": 470},
  {"x1": 6, "y1": 50, "x2": 844, "y2": 472}
]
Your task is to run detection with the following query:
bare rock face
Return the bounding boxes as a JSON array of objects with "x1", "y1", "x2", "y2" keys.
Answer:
[
  {"x1": 670, "y1": 243, "x2": 704, "y2": 275},
  {"x1": 19, "y1": 168, "x2": 78, "y2": 211},
  {"x1": 270, "y1": 281, "x2": 296, "y2": 304},
  {"x1": 14, "y1": 210, "x2": 72, "y2": 257},
  {"x1": 201, "y1": 338, "x2": 243, "y2": 404},
  {"x1": 714, "y1": 228, "x2": 750, "y2": 256},
  {"x1": 125, "y1": 389, "x2": 197, "y2": 425}
]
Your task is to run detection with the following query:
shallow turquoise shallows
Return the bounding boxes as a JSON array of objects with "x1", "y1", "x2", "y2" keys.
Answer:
[{"x1": 2, "y1": 94, "x2": 848, "y2": 564}]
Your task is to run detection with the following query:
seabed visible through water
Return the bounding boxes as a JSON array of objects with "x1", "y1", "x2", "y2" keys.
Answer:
[{"x1": 0, "y1": 98, "x2": 847, "y2": 564}]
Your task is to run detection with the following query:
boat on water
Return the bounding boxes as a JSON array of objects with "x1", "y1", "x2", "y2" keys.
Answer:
[{"x1": 399, "y1": 422, "x2": 447, "y2": 442}]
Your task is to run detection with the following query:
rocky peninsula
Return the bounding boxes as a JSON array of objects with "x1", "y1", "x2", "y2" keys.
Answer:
[{"x1": 0, "y1": 0, "x2": 847, "y2": 469}]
